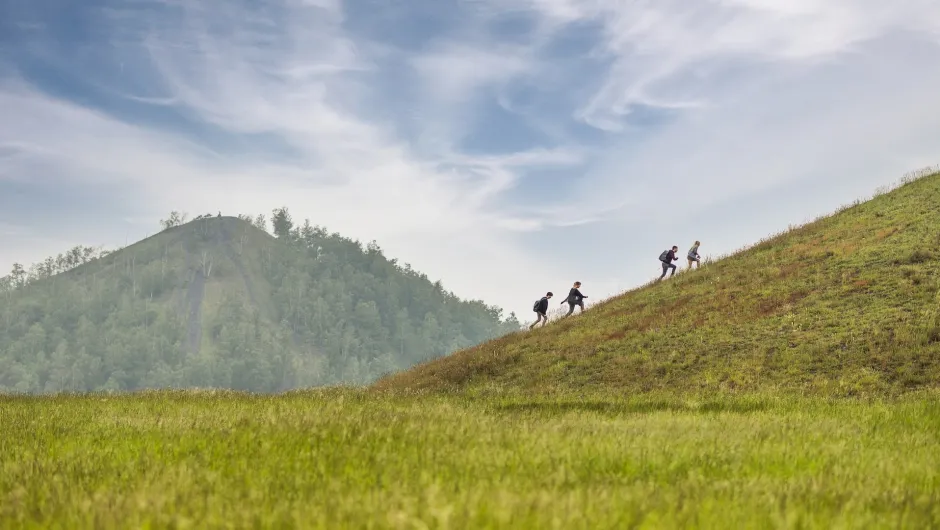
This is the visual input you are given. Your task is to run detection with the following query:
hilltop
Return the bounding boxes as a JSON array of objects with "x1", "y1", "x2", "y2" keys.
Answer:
[
  {"x1": 376, "y1": 169, "x2": 940, "y2": 397},
  {"x1": 0, "y1": 211, "x2": 519, "y2": 393}
]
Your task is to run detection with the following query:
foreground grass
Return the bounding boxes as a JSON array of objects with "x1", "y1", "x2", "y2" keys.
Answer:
[{"x1": 2, "y1": 390, "x2": 939, "y2": 529}]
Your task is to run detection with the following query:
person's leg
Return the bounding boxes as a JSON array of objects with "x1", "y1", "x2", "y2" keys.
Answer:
[
  {"x1": 532, "y1": 313, "x2": 546, "y2": 329},
  {"x1": 669, "y1": 263, "x2": 677, "y2": 276},
  {"x1": 578, "y1": 301, "x2": 585, "y2": 312},
  {"x1": 566, "y1": 303, "x2": 576, "y2": 316},
  {"x1": 688, "y1": 258, "x2": 694, "y2": 269}
]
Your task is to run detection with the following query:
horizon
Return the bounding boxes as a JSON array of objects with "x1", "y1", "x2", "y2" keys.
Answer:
[
  {"x1": 4, "y1": 163, "x2": 939, "y2": 322},
  {"x1": 3, "y1": 0, "x2": 940, "y2": 319}
]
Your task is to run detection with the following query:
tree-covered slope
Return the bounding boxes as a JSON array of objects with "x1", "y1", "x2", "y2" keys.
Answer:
[
  {"x1": 376, "y1": 170, "x2": 940, "y2": 397},
  {"x1": 0, "y1": 212, "x2": 519, "y2": 393}
]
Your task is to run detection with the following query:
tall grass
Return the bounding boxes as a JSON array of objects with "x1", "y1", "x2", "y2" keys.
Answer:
[{"x1": 2, "y1": 390, "x2": 939, "y2": 529}]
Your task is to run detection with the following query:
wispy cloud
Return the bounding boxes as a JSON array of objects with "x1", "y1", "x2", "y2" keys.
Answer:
[
  {"x1": 495, "y1": 0, "x2": 940, "y2": 130},
  {"x1": 412, "y1": 43, "x2": 534, "y2": 105},
  {"x1": 1, "y1": 0, "x2": 940, "y2": 317}
]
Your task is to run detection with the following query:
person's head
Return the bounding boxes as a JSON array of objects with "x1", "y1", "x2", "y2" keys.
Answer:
[
  {"x1": 573, "y1": 281, "x2": 581, "y2": 287},
  {"x1": 672, "y1": 246, "x2": 678, "y2": 251},
  {"x1": 546, "y1": 292, "x2": 553, "y2": 298},
  {"x1": 694, "y1": 240, "x2": 700, "y2": 246}
]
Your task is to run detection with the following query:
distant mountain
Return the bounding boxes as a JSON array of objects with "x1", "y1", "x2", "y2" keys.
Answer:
[{"x1": 0, "y1": 210, "x2": 519, "y2": 393}]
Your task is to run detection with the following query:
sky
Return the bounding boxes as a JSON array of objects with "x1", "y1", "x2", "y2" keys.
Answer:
[{"x1": 1, "y1": 0, "x2": 940, "y2": 321}]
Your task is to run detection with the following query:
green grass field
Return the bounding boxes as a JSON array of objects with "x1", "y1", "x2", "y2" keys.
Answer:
[{"x1": 3, "y1": 390, "x2": 939, "y2": 529}]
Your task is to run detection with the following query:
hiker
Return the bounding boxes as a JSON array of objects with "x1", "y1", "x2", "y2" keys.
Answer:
[
  {"x1": 530, "y1": 292, "x2": 553, "y2": 329},
  {"x1": 688, "y1": 241, "x2": 701, "y2": 269},
  {"x1": 658, "y1": 246, "x2": 679, "y2": 280},
  {"x1": 561, "y1": 281, "x2": 587, "y2": 316}
]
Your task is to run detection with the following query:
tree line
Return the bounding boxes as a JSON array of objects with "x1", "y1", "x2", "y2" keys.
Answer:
[{"x1": 0, "y1": 209, "x2": 519, "y2": 393}]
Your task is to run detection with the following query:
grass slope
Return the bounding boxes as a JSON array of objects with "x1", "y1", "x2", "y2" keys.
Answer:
[
  {"x1": 2, "y1": 390, "x2": 939, "y2": 528},
  {"x1": 377, "y1": 170, "x2": 940, "y2": 396}
]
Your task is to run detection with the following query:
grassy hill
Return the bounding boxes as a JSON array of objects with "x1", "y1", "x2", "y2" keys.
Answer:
[
  {"x1": 377, "y1": 169, "x2": 940, "y2": 397},
  {"x1": 0, "y1": 213, "x2": 519, "y2": 393}
]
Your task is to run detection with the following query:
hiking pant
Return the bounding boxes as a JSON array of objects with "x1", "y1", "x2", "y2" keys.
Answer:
[
  {"x1": 566, "y1": 301, "x2": 584, "y2": 316},
  {"x1": 530, "y1": 312, "x2": 547, "y2": 329},
  {"x1": 660, "y1": 261, "x2": 676, "y2": 278}
]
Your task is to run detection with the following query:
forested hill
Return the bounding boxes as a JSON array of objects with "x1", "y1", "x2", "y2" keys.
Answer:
[{"x1": 0, "y1": 210, "x2": 520, "y2": 394}]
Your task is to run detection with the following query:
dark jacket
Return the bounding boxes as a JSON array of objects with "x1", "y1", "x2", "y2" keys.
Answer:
[
  {"x1": 535, "y1": 297, "x2": 549, "y2": 314},
  {"x1": 564, "y1": 288, "x2": 586, "y2": 304},
  {"x1": 664, "y1": 250, "x2": 677, "y2": 262}
]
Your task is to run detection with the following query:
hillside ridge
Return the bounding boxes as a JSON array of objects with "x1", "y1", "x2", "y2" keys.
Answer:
[
  {"x1": 1, "y1": 213, "x2": 519, "y2": 393},
  {"x1": 375, "y1": 168, "x2": 940, "y2": 397}
]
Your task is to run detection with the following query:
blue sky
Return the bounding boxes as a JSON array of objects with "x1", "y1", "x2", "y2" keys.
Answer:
[{"x1": 2, "y1": 0, "x2": 940, "y2": 319}]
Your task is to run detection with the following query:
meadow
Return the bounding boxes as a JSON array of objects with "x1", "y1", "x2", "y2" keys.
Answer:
[{"x1": 3, "y1": 389, "x2": 939, "y2": 529}]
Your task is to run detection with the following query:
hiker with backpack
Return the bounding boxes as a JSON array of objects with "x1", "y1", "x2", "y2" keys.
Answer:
[
  {"x1": 688, "y1": 241, "x2": 701, "y2": 269},
  {"x1": 530, "y1": 292, "x2": 553, "y2": 329},
  {"x1": 562, "y1": 281, "x2": 588, "y2": 316},
  {"x1": 658, "y1": 246, "x2": 679, "y2": 280}
]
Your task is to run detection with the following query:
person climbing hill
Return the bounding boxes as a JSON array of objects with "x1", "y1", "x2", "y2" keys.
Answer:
[
  {"x1": 561, "y1": 282, "x2": 587, "y2": 316},
  {"x1": 530, "y1": 292, "x2": 553, "y2": 329},
  {"x1": 658, "y1": 246, "x2": 679, "y2": 280},
  {"x1": 688, "y1": 241, "x2": 701, "y2": 269}
]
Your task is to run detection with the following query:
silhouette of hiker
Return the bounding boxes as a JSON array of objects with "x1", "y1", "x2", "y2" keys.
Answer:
[
  {"x1": 658, "y1": 246, "x2": 679, "y2": 280},
  {"x1": 530, "y1": 292, "x2": 553, "y2": 329},
  {"x1": 562, "y1": 282, "x2": 587, "y2": 316},
  {"x1": 687, "y1": 240, "x2": 701, "y2": 269}
]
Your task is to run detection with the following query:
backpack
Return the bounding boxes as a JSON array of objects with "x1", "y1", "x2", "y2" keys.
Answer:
[
  {"x1": 658, "y1": 250, "x2": 669, "y2": 262},
  {"x1": 533, "y1": 299, "x2": 541, "y2": 312}
]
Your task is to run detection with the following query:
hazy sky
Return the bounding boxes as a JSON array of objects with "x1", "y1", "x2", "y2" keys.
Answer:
[{"x1": 2, "y1": 0, "x2": 940, "y2": 319}]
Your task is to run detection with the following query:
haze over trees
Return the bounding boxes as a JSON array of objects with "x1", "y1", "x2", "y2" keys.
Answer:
[{"x1": 0, "y1": 209, "x2": 520, "y2": 394}]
